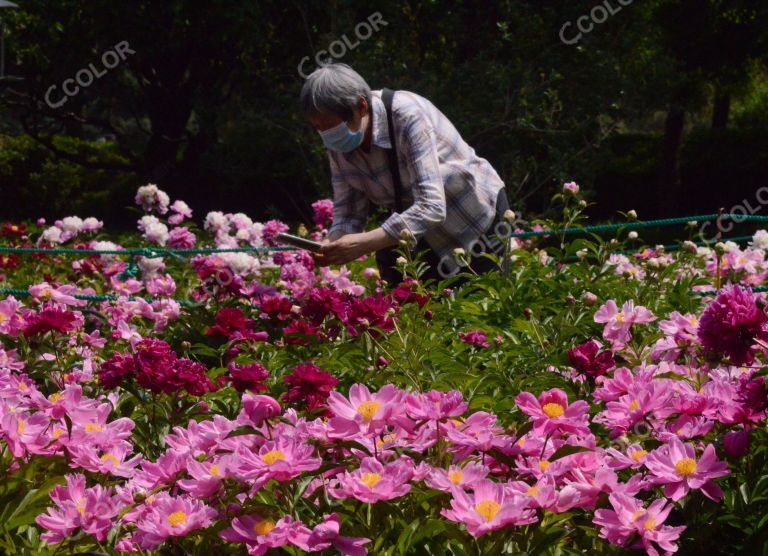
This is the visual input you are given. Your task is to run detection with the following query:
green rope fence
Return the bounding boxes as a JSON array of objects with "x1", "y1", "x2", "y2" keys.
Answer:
[
  {"x1": 1, "y1": 211, "x2": 767, "y2": 305},
  {"x1": 0, "y1": 287, "x2": 199, "y2": 306}
]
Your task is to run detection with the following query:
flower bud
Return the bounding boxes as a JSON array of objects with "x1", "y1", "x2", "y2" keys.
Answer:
[
  {"x1": 682, "y1": 240, "x2": 697, "y2": 253},
  {"x1": 297, "y1": 223, "x2": 308, "y2": 237},
  {"x1": 578, "y1": 200, "x2": 587, "y2": 208},
  {"x1": 503, "y1": 209, "x2": 516, "y2": 221},
  {"x1": 453, "y1": 247, "x2": 466, "y2": 257},
  {"x1": 563, "y1": 181, "x2": 579, "y2": 195},
  {"x1": 396, "y1": 256, "x2": 407, "y2": 266},
  {"x1": 576, "y1": 249, "x2": 588, "y2": 260},
  {"x1": 627, "y1": 210, "x2": 638, "y2": 220},
  {"x1": 582, "y1": 292, "x2": 597, "y2": 306},
  {"x1": 714, "y1": 242, "x2": 726, "y2": 255},
  {"x1": 723, "y1": 429, "x2": 749, "y2": 458}
]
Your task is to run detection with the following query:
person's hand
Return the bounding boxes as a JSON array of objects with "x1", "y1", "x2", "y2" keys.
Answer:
[
  {"x1": 312, "y1": 238, "x2": 333, "y2": 266},
  {"x1": 315, "y1": 234, "x2": 370, "y2": 266}
]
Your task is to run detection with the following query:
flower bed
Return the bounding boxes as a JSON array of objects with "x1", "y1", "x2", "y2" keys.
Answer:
[{"x1": 1, "y1": 184, "x2": 767, "y2": 554}]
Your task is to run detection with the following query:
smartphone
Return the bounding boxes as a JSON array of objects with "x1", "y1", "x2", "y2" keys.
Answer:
[{"x1": 275, "y1": 232, "x2": 322, "y2": 252}]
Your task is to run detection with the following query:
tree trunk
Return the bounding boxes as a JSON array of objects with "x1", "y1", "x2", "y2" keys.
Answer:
[
  {"x1": 712, "y1": 92, "x2": 730, "y2": 130},
  {"x1": 657, "y1": 104, "x2": 685, "y2": 215}
]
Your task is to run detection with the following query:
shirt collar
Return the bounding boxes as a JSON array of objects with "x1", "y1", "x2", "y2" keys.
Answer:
[
  {"x1": 370, "y1": 91, "x2": 392, "y2": 149},
  {"x1": 340, "y1": 91, "x2": 390, "y2": 161}
]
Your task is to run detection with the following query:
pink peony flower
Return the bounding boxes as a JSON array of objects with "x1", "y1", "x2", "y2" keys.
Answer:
[
  {"x1": 220, "y1": 514, "x2": 305, "y2": 554},
  {"x1": 594, "y1": 300, "x2": 656, "y2": 348},
  {"x1": 515, "y1": 388, "x2": 591, "y2": 436},
  {"x1": 425, "y1": 462, "x2": 490, "y2": 493},
  {"x1": 593, "y1": 493, "x2": 685, "y2": 556},
  {"x1": 644, "y1": 438, "x2": 729, "y2": 501},
  {"x1": 329, "y1": 457, "x2": 414, "y2": 503},
  {"x1": 134, "y1": 493, "x2": 217, "y2": 550},
  {"x1": 459, "y1": 330, "x2": 491, "y2": 348},
  {"x1": 298, "y1": 513, "x2": 370, "y2": 556},
  {"x1": 441, "y1": 479, "x2": 537, "y2": 537},
  {"x1": 35, "y1": 474, "x2": 120, "y2": 544},
  {"x1": 311, "y1": 199, "x2": 334, "y2": 229},
  {"x1": 234, "y1": 436, "x2": 321, "y2": 484},
  {"x1": 238, "y1": 394, "x2": 282, "y2": 426},
  {"x1": 328, "y1": 384, "x2": 407, "y2": 438},
  {"x1": 406, "y1": 390, "x2": 468, "y2": 421}
]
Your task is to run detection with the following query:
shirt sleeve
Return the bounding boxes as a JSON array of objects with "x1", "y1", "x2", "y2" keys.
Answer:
[
  {"x1": 380, "y1": 109, "x2": 447, "y2": 241},
  {"x1": 326, "y1": 152, "x2": 369, "y2": 238}
]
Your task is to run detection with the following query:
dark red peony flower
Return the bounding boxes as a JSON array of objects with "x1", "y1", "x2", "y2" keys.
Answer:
[
  {"x1": 301, "y1": 287, "x2": 349, "y2": 325},
  {"x1": 568, "y1": 340, "x2": 615, "y2": 378},
  {"x1": 283, "y1": 319, "x2": 322, "y2": 345},
  {"x1": 259, "y1": 294, "x2": 295, "y2": 321},
  {"x1": 698, "y1": 285, "x2": 768, "y2": 365},
  {"x1": 343, "y1": 294, "x2": 397, "y2": 337},
  {"x1": 392, "y1": 279, "x2": 430, "y2": 308},
  {"x1": 282, "y1": 361, "x2": 339, "y2": 414},
  {"x1": 133, "y1": 338, "x2": 215, "y2": 396},
  {"x1": 98, "y1": 353, "x2": 137, "y2": 389},
  {"x1": 206, "y1": 307, "x2": 253, "y2": 338},
  {"x1": 23, "y1": 307, "x2": 81, "y2": 336},
  {"x1": 226, "y1": 361, "x2": 269, "y2": 392}
]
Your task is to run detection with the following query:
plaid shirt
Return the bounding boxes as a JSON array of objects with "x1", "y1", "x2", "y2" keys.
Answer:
[{"x1": 327, "y1": 89, "x2": 505, "y2": 262}]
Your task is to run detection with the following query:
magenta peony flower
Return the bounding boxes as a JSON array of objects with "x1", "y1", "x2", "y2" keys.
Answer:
[
  {"x1": 311, "y1": 199, "x2": 334, "y2": 229},
  {"x1": 460, "y1": 330, "x2": 491, "y2": 348},
  {"x1": 723, "y1": 429, "x2": 750, "y2": 458},
  {"x1": 593, "y1": 493, "x2": 685, "y2": 555},
  {"x1": 168, "y1": 226, "x2": 197, "y2": 249},
  {"x1": 697, "y1": 285, "x2": 768, "y2": 365},
  {"x1": 261, "y1": 219, "x2": 289, "y2": 246},
  {"x1": 568, "y1": 340, "x2": 615, "y2": 378},
  {"x1": 329, "y1": 457, "x2": 414, "y2": 503},
  {"x1": 441, "y1": 479, "x2": 537, "y2": 537},
  {"x1": 644, "y1": 438, "x2": 729, "y2": 502}
]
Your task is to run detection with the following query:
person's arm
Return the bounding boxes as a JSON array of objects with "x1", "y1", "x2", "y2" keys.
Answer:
[
  {"x1": 379, "y1": 108, "x2": 446, "y2": 241},
  {"x1": 316, "y1": 227, "x2": 398, "y2": 265}
]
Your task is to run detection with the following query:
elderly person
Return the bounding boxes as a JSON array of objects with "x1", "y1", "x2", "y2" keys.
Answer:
[{"x1": 301, "y1": 63, "x2": 508, "y2": 283}]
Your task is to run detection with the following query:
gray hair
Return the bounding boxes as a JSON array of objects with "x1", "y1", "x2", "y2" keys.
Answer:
[{"x1": 300, "y1": 63, "x2": 371, "y2": 121}]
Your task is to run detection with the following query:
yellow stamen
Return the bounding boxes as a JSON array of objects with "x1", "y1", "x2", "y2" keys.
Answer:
[
  {"x1": 210, "y1": 465, "x2": 220, "y2": 477},
  {"x1": 527, "y1": 486, "x2": 539, "y2": 496},
  {"x1": 448, "y1": 470, "x2": 463, "y2": 484},
  {"x1": 542, "y1": 403, "x2": 564, "y2": 418},
  {"x1": 357, "y1": 401, "x2": 382, "y2": 422},
  {"x1": 18, "y1": 382, "x2": 27, "y2": 391},
  {"x1": 539, "y1": 460, "x2": 551, "y2": 471},
  {"x1": 100, "y1": 453, "x2": 120, "y2": 466},
  {"x1": 629, "y1": 400, "x2": 640, "y2": 411},
  {"x1": 674, "y1": 458, "x2": 697, "y2": 477},
  {"x1": 254, "y1": 519, "x2": 276, "y2": 536},
  {"x1": 644, "y1": 516, "x2": 657, "y2": 530},
  {"x1": 85, "y1": 423, "x2": 104, "y2": 433},
  {"x1": 17, "y1": 420, "x2": 25, "y2": 434},
  {"x1": 360, "y1": 472, "x2": 382, "y2": 490},
  {"x1": 167, "y1": 511, "x2": 187, "y2": 527},
  {"x1": 474, "y1": 500, "x2": 501, "y2": 522},
  {"x1": 517, "y1": 437, "x2": 526, "y2": 446},
  {"x1": 631, "y1": 510, "x2": 646, "y2": 522},
  {"x1": 615, "y1": 312, "x2": 625, "y2": 323},
  {"x1": 261, "y1": 450, "x2": 286, "y2": 465},
  {"x1": 631, "y1": 450, "x2": 647, "y2": 462},
  {"x1": 49, "y1": 392, "x2": 64, "y2": 403}
]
